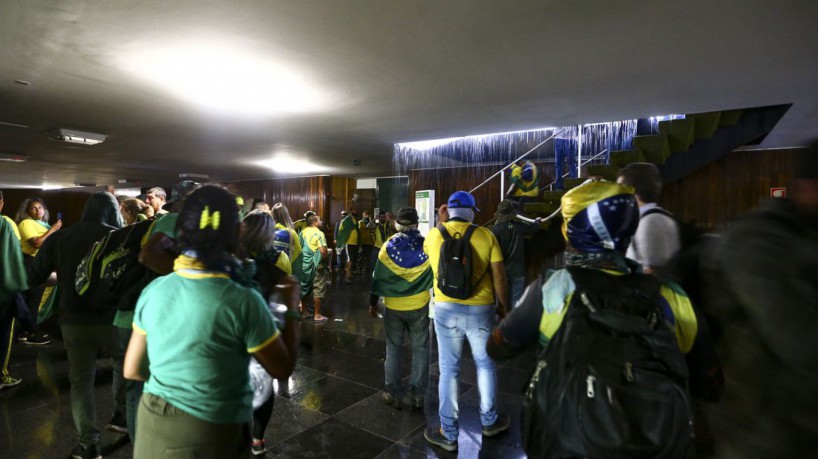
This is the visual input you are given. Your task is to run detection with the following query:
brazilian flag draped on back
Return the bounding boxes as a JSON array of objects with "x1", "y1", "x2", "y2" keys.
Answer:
[
  {"x1": 335, "y1": 214, "x2": 360, "y2": 248},
  {"x1": 371, "y1": 230, "x2": 432, "y2": 300}
]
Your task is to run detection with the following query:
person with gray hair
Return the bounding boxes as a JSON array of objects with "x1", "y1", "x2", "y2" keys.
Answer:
[
  {"x1": 145, "y1": 187, "x2": 168, "y2": 215},
  {"x1": 617, "y1": 162, "x2": 680, "y2": 276},
  {"x1": 370, "y1": 208, "x2": 432, "y2": 409}
]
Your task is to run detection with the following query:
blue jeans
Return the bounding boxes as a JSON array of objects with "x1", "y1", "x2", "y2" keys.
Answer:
[
  {"x1": 433, "y1": 302, "x2": 498, "y2": 441},
  {"x1": 508, "y1": 276, "x2": 526, "y2": 310},
  {"x1": 384, "y1": 306, "x2": 430, "y2": 399}
]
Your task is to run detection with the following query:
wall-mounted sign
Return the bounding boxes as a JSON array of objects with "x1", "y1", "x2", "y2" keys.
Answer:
[
  {"x1": 415, "y1": 189, "x2": 435, "y2": 236},
  {"x1": 770, "y1": 187, "x2": 787, "y2": 198}
]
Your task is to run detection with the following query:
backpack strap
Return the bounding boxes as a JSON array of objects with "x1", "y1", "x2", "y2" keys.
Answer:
[
  {"x1": 463, "y1": 223, "x2": 484, "y2": 288},
  {"x1": 641, "y1": 207, "x2": 673, "y2": 219},
  {"x1": 437, "y1": 223, "x2": 452, "y2": 239}
]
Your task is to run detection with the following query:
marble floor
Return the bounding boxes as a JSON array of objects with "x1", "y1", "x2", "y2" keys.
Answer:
[{"x1": 0, "y1": 271, "x2": 536, "y2": 458}]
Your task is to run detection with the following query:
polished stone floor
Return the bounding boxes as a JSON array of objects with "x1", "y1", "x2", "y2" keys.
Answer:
[{"x1": 0, "y1": 271, "x2": 536, "y2": 458}]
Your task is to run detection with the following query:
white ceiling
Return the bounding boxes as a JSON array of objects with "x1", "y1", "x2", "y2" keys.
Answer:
[{"x1": 1, "y1": 1, "x2": 817, "y2": 189}]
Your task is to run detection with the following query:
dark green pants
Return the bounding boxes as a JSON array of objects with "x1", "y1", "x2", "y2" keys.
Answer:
[
  {"x1": 135, "y1": 392, "x2": 248, "y2": 459},
  {"x1": 61, "y1": 323, "x2": 126, "y2": 448}
]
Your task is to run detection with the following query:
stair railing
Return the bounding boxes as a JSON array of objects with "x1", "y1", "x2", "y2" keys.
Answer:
[
  {"x1": 542, "y1": 149, "x2": 609, "y2": 191},
  {"x1": 468, "y1": 128, "x2": 566, "y2": 197}
]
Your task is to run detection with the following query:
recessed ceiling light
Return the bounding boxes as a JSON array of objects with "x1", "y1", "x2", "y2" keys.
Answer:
[
  {"x1": 122, "y1": 41, "x2": 331, "y2": 117},
  {"x1": 255, "y1": 154, "x2": 331, "y2": 174}
]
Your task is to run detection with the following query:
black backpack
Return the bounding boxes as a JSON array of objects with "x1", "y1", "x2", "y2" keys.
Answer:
[
  {"x1": 522, "y1": 266, "x2": 694, "y2": 459},
  {"x1": 75, "y1": 219, "x2": 153, "y2": 310},
  {"x1": 436, "y1": 223, "x2": 485, "y2": 300}
]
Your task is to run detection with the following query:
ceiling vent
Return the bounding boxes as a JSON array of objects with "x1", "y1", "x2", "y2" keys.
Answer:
[{"x1": 49, "y1": 128, "x2": 107, "y2": 145}]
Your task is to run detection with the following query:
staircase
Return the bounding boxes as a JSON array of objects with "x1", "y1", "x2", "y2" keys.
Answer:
[{"x1": 523, "y1": 104, "x2": 792, "y2": 221}]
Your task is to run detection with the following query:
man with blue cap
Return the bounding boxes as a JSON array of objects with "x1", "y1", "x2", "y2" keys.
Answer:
[{"x1": 422, "y1": 190, "x2": 510, "y2": 452}]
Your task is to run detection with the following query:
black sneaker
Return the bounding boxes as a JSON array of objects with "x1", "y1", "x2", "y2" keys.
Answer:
[
  {"x1": 23, "y1": 332, "x2": 50, "y2": 346},
  {"x1": 424, "y1": 426, "x2": 457, "y2": 452},
  {"x1": 106, "y1": 412, "x2": 128, "y2": 434},
  {"x1": 482, "y1": 414, "x2": 510, "y2": 437},
  {"x1": 382, "y1": 391, "x2": 402, "y2": 409},
  {"x1": 71, "y1": 444, "x2": 102, "y2": 459}
]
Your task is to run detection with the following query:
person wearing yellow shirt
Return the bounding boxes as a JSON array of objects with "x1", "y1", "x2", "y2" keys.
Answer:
[
  {"x1": 422, "y1": 191, "x2": 510, "y2": 452},
  {"x1": 16, "y1": 197, "x2": 60, "y2": 345},
  {"x1": 370, "y1": 208, "x2": 432, "y2": 409},
  {"x1": 299, "y1": 215, "x2": 330, "y2": 323},
  {"x1": 486, "y1": 181, "x2": 700, "y2": 458},
  {"x1": 506, "y1": 159, "x2": 539, "y2": 205},
  {"x1": 336, "y1": 207, "x2": 361, "y2": 284}
]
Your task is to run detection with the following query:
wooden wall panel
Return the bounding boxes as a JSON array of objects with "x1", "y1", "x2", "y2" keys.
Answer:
[
  {"x1": 409, "y1": 161, "x2": 556, "y2": 225},
  {"x1": 662, "y1": 148, "x2": 797, "y2": 232},
  {"x1": 226, "y1": 176, "x2": 329, "y2": 223}
]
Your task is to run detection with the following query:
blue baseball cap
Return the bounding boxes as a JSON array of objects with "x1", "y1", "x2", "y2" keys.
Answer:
[{"x1": 447, "y1": 191, "x2": 480, "y2": 212}]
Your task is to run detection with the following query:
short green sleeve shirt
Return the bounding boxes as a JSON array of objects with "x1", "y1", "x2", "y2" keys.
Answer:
[{"x1": 133, "y1": 269, "x2": 279, "y2": 424}]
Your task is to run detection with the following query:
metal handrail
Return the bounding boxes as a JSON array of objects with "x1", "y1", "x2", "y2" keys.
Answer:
[
  {"x1": 468, "y1": 128, "x2": 566, "y2": 195},
  {"x1": 542, "y1": 149, "x2": 609, "y2": 191}
]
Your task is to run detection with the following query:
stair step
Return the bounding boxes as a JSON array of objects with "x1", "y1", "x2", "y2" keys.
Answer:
[
  {"x1": 633, "y1": 134, "x2": 671, "y2": 165},
  {"x1": 524, "y1": 201, "x2": 561, "y2": 216},
  {"x1": 586, "y1": 164, "x2": 619, "y2": 181},
  {"x1": 688, "y1": 111, "x2": 722, "y2": 139},
  {"x1": 718, "y1": 109, "x2": 744, "y2": 126},
  {"x1": 658, "y1": 119, "x2": 696, "y2": 153},
  {"x1": 541, "y1": 190, "x2": 565, "y2": 203},
  {"x1": 563, "y1": 177, "x2": 587, "y2": 190},
  {"x1": 609, "y1": 149, "x2": 645, "y2": 168}
]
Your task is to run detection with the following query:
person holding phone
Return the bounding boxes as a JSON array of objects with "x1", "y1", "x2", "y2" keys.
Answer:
[{"x1": 15, "y1": 197, "x2": 62, "y2": 345}]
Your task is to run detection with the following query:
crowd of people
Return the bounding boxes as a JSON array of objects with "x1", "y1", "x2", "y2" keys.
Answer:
[{"x1": 1, "y1": 141, "x2": 817, "y2": 458}]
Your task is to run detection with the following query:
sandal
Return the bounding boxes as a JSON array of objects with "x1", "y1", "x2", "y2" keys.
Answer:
[{"x1": 313, "y1": 315, "x2": 329, "y2": 323}]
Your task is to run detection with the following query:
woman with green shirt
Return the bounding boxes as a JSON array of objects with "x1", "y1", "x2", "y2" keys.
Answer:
[{"x1": 124, "y1": 185, "x2": 300, "y2": 459}]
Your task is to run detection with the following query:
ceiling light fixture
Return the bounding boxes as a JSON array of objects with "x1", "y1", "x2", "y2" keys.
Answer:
[
  {"x1": 0, "y1": 153, "x2": 29, "y2": 162},
  {"x1": 179, "y1": 172, "x2": 210, "y2": 179},
  {"x1": 255, "y1": 154, "x2": 331, "y2": 174},
  {"x1": 122, "y1": 41, "x2": 331, "y2": 116},
  {"x1": 49, "y1": 128, "x2": 107, "y2": 145}
]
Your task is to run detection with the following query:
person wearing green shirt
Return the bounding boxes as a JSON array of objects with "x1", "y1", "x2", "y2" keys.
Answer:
[
  {"x1": 0, "y1": 190, "x2": 27, "y2": 389},
  {"x1": 124, "y1": 185, "x2": 299, "y2": 459}
]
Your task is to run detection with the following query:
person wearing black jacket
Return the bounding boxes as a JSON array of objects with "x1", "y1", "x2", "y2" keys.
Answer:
[{"x1": 28, "y1": 191, "x2": 126, "y2": 459}]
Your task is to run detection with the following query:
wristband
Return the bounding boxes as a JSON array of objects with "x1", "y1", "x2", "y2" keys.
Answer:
[{"x1": 284, "y1": 310, "x2": 302, "y2": 320}]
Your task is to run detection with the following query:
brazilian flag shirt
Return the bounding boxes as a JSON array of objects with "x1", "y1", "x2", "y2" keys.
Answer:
[{"x1": 371, "y1": 230, "x2": 432, "y2": 311}]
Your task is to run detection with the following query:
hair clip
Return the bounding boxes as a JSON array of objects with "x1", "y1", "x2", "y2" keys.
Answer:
[{"x1": 200, "y1": 206, "x2": 221, "y2": 230}]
